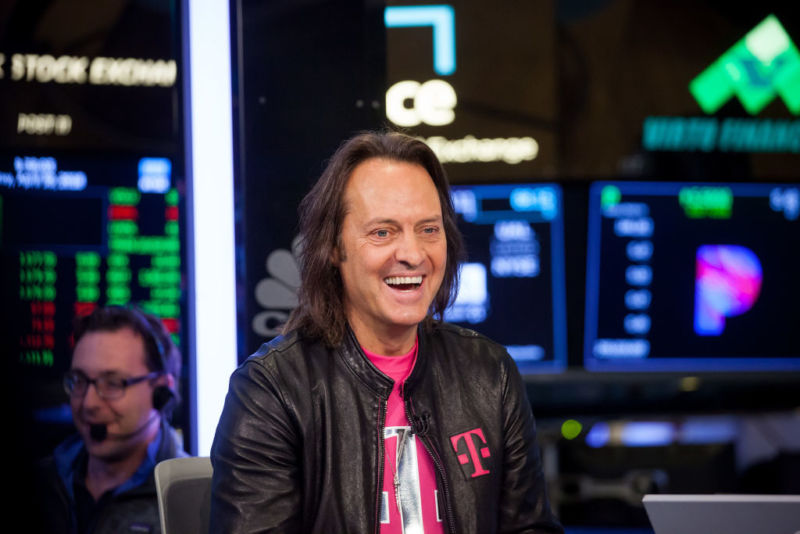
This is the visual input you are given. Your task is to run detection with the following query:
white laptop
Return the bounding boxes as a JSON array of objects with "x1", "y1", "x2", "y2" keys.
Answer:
[{"x1": 643, "y1": 494, "x2": 800, "y2": 534}]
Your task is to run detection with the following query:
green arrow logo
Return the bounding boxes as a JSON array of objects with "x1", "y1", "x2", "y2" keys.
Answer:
[{"x1": 690, "y1": 15, "x2": 800, "y2": 115}]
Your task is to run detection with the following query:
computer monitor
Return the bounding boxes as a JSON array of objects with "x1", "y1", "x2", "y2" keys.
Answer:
[
  {"x1": 643, "y1": 494, "x2": 800, "y2": 534},
  {"x1": 0, "y1": 152, "x2": 186, "y2": 455},
  {"x1": 446, "y1": 182, "x2": 567, "y2": 374},
  {"x1": 583, "y1": 181, "x2": 800, "y2": 373}
]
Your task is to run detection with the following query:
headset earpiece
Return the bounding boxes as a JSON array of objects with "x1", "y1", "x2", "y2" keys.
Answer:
[
  {"x1": 128, "y1": 306, "x2": 177, "y2": 414},
  {"x1": 152, "y1": 385, "x2": 174, "y2": 412}
]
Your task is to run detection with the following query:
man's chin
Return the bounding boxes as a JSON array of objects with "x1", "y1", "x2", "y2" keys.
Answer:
[
  {"x1": 84, "y1": 440, "x2": 128, "y2": 462},
  {"x1": 388, "y1": 306, "x2": 431, "y2": 327},
  {"x1": 381, "y1": 315, "x2": 428, "y2": 336}
]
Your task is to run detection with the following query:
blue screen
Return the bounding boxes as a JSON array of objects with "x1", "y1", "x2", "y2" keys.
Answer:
[
  {"x1": 447, "y1": 183, "x2": 567, "y2": 374},
  {"x1": 584, "y1": 181, "x2": 800, "y2": 372},
  {"x1": 0, "y1": 153, "x2": 187, "y2": 443}
]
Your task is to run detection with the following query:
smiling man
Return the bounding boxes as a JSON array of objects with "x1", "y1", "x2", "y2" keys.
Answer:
[
  {"x1": 38, "y1": 306, "x2": 186, "y2": 534},
  {"x1": 334, "y1": 157, "x2": 446, "y2": 356},
  {"x1": 210, "y1": 131, "x2": 563, "y2": 534}
]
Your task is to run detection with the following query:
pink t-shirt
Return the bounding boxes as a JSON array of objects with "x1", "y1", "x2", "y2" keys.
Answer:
[{"x1": 364, "y1": 340, "x2": 445, "y2": 534}]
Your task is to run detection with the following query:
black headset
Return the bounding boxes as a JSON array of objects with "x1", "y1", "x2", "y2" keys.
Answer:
[{"x1": 127, "y1": 307, "x2": 177, "y2": 414}]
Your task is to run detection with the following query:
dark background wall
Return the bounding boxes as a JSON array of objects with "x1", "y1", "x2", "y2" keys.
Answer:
[{"x1": 1, "y1": 0, "x2": 798, "y2": 530}]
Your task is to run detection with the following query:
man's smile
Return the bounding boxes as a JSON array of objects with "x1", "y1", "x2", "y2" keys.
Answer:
[{"x1": 384, "y1": 275, "x2": 423, "y2": 290}]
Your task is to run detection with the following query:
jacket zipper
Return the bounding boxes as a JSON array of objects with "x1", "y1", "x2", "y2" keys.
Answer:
[
  {"x1": 374, "y1": 397, "x2": 388, "y2": 534},
  {"x1": 403, "y1": 391, "x2": 457, "y2": 534}
]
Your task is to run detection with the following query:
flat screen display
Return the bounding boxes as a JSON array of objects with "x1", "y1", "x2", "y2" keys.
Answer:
[
  {"x1": 0, "y1": 152, "x2": 186, "y2": 453},
  {"x1": 584, "y1": 181, "x2": 800, "y2": 372},
  {"x1": 446, "y1": 183, "x2": 567, "y2": 374}
]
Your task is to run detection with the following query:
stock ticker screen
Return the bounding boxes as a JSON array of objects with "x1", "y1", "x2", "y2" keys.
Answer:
[
  {"x1": 446, "y1": 183, "x2": 567, "y2": 374},
  {"x1": 0, "y1": 153, "x2": 185, "y2": 435},
  {"x1": 583, "y1": 181, "x2": 800, "y2": 373}
]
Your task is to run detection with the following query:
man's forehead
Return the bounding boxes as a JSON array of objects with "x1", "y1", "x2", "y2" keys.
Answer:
[
  {"x1": 71, "y1": 327, "x2": 149, "y2": 371},
  {"x1": 344, "y1": 161, "x2": 441, "y2": 212}
]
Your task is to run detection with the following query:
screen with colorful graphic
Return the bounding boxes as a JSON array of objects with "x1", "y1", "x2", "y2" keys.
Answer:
[
  {"x1": 446, "y1": 183, "x2": 567, "y2": 374},
  {"x1": 584, "y1": 181, "x2": 800, "y2": 372},
  {"x1": 0, "y1": 152, "x2": 186, "y2": 451}
]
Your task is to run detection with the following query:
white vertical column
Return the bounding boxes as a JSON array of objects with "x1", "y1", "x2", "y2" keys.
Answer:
[{"x1": 185, "y1": 0, "x2": 237, "y2": 456}]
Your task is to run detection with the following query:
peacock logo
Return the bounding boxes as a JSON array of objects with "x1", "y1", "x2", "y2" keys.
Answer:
[{"x1": 252, "y1": 237, "x2": 301, "y2": 338}]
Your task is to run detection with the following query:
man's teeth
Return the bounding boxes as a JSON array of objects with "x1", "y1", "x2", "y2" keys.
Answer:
[{"x1": 385, "y1": 276, "x2": 423, "y2": 285}]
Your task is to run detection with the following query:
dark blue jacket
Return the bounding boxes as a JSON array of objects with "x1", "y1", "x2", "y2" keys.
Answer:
[{"x1": 38, "y1": 419, "x2": 187, "y2": 534}]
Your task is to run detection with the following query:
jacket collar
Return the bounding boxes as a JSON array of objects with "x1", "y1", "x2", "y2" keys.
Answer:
[
  {"x1": 52, "y1": 418, "x2": 186, "y2": 500},
  {"x1": 402, "y1": 322, "x2": 431, "y2": 394},
  {"x1": 338, "y1": 322, "x2": 433, "y2": 398}
]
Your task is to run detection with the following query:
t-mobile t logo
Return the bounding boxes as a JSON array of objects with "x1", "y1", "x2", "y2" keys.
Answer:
[{"x1": 450, "y1": 428, "x2": 491, "y2": 479}]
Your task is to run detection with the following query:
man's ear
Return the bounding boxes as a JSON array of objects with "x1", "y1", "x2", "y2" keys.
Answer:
[
  {"x1": 330, "y1": 243, "x2": 345, "y2": 265},
  {"x1": 154, "y1": 372, "x2": 175, "y2": 392}
]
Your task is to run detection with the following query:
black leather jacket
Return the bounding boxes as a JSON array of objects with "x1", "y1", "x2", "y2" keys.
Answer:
[{"x1": 210, "y1": 322, "x2": 563, "y2": 534}]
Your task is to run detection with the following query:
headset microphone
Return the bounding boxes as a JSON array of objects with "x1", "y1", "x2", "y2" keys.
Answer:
[
  {"x1": 87, "y1": 411, "x2": 162, "y2": 443},
  {"x1": 85, "y1": 384, "x2": 173, "y2": 443},
  {"x1": 90, "y1": 423, "x2": 108, "y2": 442}
]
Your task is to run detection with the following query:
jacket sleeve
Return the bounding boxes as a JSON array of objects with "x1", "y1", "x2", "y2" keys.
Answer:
[
  {"x1": 209, "y1": 358, "x2": 303, "y2": 534},
  {"x1": 499, "y1": 355, "x2": 564, "y2": 534}
]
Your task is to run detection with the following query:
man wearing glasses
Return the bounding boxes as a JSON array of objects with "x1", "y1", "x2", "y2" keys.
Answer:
[{"x1": 37, "y1": 306, "x2": 186, "y2": 534}]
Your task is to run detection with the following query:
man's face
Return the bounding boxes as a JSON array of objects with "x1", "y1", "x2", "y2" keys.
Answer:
[
  {"x1": 336, "y1": 157, "x2": 447, "y2": 353},
  {"x1": 70, "y1": 328, "x2": 161, "y2": 461}
]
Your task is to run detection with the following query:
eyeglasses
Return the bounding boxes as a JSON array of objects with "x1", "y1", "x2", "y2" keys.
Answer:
[{"x1": 63, "y1": 370, "x2": 162, "y2": 400}]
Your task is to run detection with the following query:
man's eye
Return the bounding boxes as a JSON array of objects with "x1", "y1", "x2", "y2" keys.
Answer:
[
  {"x1": 69, "y1": 371, "x2": 88, "y2": 383},
  {"x1": 103, "y1": 377, "x2": 126, "y2": 389},
  {"x1": 423, "y1": 226, "x2": 439, "y2": 234},
  {"x1": 375, "y1": 229, "x2": 389, "y2": 238}
]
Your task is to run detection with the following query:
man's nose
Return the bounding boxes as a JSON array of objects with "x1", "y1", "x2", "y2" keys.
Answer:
[
  {"x1": 80, "y1": 381, "x2": 104, "y2": 407},
  {"x1": 395, "y1": 232, "x2": 424, "y2": 266}
]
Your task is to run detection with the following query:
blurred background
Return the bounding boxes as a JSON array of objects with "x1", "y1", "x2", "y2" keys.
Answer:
[{"x1": 1, "y1": 1, "x2": 798, "y2": 532}]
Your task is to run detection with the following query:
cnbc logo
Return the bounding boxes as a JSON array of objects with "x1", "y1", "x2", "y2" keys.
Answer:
[{"x1": 690, "y1": 14, "x2": 800, "y2": 115}]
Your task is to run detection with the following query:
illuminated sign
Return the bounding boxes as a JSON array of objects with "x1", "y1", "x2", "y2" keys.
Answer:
[
  {"x1": 642, "y1": 116, "x2": 800, "y2": 152},
  {"x1": 384, "y1": 5, "x2": 456, "y2": 76},
  {"x1": 423, "y1": 134, "x2": 538, "y2": 164},
  {"x1": 0, "y1": 1, "x2": 179, "y2": 153},
  {"x1": 0, "y1": 53, "x2": 177, "y2": 87},
  {"x1": 690, "y1": 15, "x2": 800, "y2": 115},
  {"x1": 679, "y1": 186, "x2": 733, "y2": 219},
  {"x1": 385, "y1": 6, "x2": 457, "y2": 127},
  {"x1": 384, "y1": 3, "x2": 545, "y2": 169},
  {"x1": 0, "y1": 50, "x2": 179, "y2": 151},
  {"x1": 386, "y1": 79, "x2": 456, "y2": 127},
  {"x1": 138, "y1": 158, "x2": 172, "y2": 194},
  {"x1": 642, "y1": 15, "x2": 800, "y2": 154},
  {"x1": 17, "y1": 113, "x2": 72, "y2": 136},
  {"x1": 1, "y1": 156, "x2": 87, "y2": 191}
]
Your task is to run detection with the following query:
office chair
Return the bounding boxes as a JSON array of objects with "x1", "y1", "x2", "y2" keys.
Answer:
[{"x1": 155, "y1": 456, "x2": 213, "y2": 534}]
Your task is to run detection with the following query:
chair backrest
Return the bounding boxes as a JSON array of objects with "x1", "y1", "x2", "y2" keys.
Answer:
[{"x1": 154, "y1": 456, "x2": 213, "y2": 534}]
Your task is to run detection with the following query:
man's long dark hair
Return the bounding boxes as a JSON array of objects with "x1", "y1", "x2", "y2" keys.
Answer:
[{"x1": 283, "y1": 131, "x2": 464, "y2": 347}]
